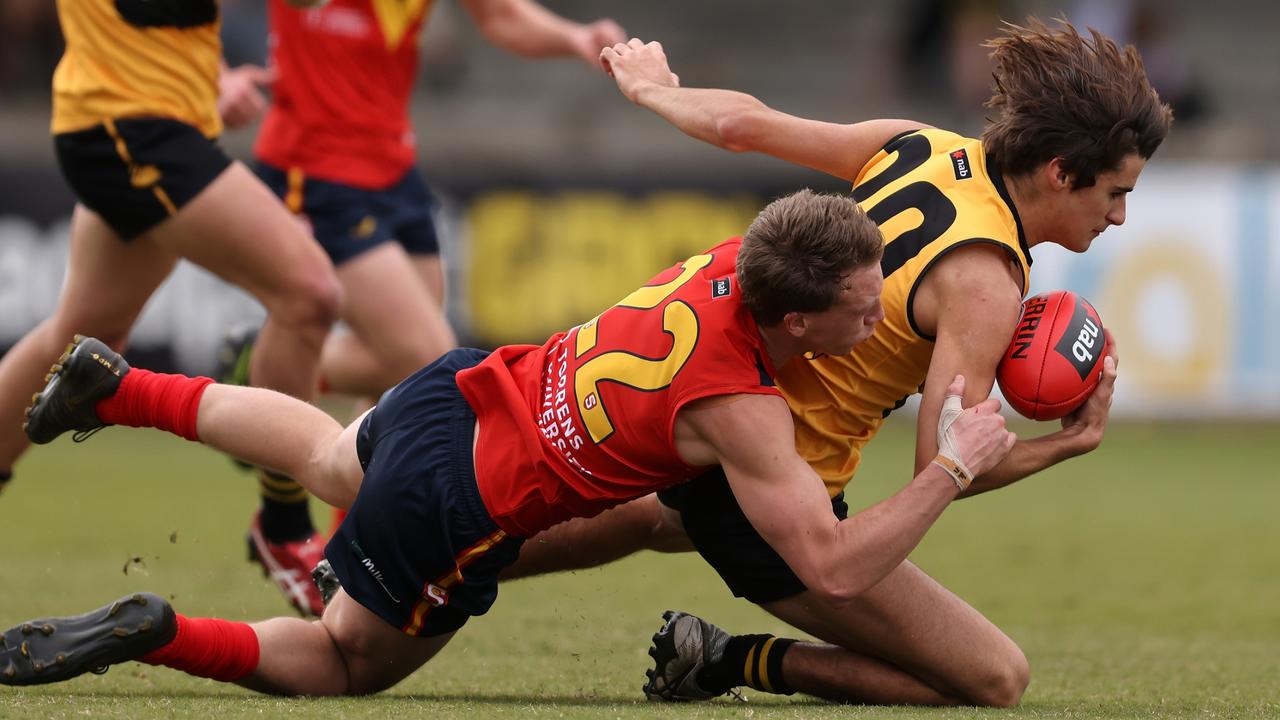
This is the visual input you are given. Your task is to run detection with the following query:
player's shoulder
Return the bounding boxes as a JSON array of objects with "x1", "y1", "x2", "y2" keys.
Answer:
[
  {"x1": 857, "y1": 127, "x2": 988, "y2": 192},
  {"x1": 887, "y1": 126, "x2": 971, "y2": 150}
]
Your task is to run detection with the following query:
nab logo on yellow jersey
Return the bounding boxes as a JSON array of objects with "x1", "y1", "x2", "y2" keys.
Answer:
[{"x1": 950, "y1": 149, "x2": 972, "y2": 180}]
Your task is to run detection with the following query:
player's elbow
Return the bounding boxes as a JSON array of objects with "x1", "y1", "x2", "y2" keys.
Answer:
[
  {"x1": 467, "y1": 0, "x2": 524, "y2": 50},
  {"x1": 801, "y1": 561, "x2": 876, "y2": 607},
  {"x1": 714, "y1": 110, "x2": 767, "y2": 154}
]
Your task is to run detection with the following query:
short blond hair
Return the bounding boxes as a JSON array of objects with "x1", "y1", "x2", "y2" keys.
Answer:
[{"x1": 737, "y1": 190, "x2": 883, "y2": 326}]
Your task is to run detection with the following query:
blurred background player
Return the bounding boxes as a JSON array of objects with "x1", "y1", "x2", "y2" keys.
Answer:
[
  {"x1": 0, "y1": 0, "x2": 341, "y2": 553},
  {"x1": 505, "y1": 21, "x2": 1170, "y2": 705},
  {"x1": 213, "y1": 0, "x2": 626, "y2": 617}
]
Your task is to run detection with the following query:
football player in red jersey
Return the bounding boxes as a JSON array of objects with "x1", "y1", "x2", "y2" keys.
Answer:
[
  {"x1": 215, "y1": 0, "x2": 626, "y2": 616},
  {"x1": 502, "y1": 21, "x2": 1167, "y2": 706},
  {"x1": 3, "y1": 191, "x2": 1014, "y2": 695}
]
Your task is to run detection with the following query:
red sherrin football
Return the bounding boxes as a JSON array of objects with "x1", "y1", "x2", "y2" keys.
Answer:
[{"x1": 997, "y1": 290, "x2": 1109, "y2": 421}]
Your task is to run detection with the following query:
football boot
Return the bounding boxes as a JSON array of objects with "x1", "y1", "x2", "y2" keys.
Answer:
[
  {"x1": 24, "y1": 335, "x2": 129, "y2": 445},
  {"x1": 0, "y1": 593, "x2": 176, "y2": 686}
]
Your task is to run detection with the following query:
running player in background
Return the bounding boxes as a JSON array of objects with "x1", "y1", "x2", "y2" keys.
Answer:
[
  {"x1": 0, "y1": 1, "x2": 340, "y2": 525},
  {"x1": 216, "y1": 0, "x2": 626, "y2": 617},
  {"x1": 505, "y1": 20, "x2": 1170, "y2": 706},
  {"x1": 2, "y1": 191, "x2": 1015, "y2": 695}
]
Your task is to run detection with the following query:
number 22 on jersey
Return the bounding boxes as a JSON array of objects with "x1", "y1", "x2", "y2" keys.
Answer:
[{"x1": 572, "y1": 255, "x2": 712, "y2": 443}]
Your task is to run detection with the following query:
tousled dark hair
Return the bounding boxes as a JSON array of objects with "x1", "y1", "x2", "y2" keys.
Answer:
[{"x1": 982, "y1": 17, "x2": 1173, "y2": 188}]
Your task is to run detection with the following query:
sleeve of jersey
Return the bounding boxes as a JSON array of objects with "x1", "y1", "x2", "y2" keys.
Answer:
[{"x1": 667, "y1": 320, "x2": 782, "y2": 418}]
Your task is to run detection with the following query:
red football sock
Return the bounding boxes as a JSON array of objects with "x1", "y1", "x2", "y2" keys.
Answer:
[
  {"x1": 95, "y1": 369, "x2": 214, "y2": 441},
  {"x1": 139, "y1": 615, "x2": 260, "y2": 682}
]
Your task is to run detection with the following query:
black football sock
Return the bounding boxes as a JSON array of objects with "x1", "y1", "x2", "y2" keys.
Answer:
[
  {"x1": 257, "y1": 468, "x2": 314, "y2": 542},
  {"x1": 696, "y1": 633, "x2": 797, "y2": 696}
]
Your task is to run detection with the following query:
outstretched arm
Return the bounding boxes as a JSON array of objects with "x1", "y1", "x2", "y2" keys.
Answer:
[
  {"x1": 462, "y1": 0, "x2": 625, "y2": 70},
  {"x1": 601, "y1": 39, "x2": 926, "y2": 181},
  {"x1": 682, "y1": 378, "x2": 1014, "y2": 603}
]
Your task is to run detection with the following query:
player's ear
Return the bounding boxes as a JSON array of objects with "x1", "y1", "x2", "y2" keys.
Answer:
[
  {"x1": 1045, "y1": 157, "x2": 1073, "y2": 190},
  {"x1": 782, "y1": 311, "x2": 807, "y2": 338}
]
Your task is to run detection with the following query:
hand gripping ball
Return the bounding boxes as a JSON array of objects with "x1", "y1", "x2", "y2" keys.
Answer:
[{"x1": 996, "y1": 290, "x2": 1110, "y2": 420}]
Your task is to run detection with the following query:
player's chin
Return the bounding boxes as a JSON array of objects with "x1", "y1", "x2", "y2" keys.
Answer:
[
  {"x1": 1074, "y1": 231, "x2": 1103, "y2": 253},
  {"x1": 833, "y1": 333, "x2": 871, "y2": 356}
]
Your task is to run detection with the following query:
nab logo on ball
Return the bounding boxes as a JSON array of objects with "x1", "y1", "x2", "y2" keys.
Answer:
[
  {"x1": 997, "y1": 290, "x2": 1109, "y2": 420},
  {"x1": 1053, "y1": 303, "x2": 1103, "y2": 380}
]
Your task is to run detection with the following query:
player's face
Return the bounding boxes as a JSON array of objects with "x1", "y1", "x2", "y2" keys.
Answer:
[
  {"x1": 800, "y1": 263, "x2": 885, "y2": 356},
  {"x1": 1055, "y1": 153, "x2": 1147, "y2": 253}
]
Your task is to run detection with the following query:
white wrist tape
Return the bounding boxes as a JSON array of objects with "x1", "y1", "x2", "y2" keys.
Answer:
[{"x1": 933, "y1": 392, "x2": 974, "y2": 491}]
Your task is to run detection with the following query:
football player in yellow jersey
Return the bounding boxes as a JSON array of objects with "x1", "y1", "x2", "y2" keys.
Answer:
[
  {"x1": 0, "y1": 0, "x2": 343, "y2": 597},
  {"x1": 504, "y1": 20, "x2": 1171, "y2": 706}
]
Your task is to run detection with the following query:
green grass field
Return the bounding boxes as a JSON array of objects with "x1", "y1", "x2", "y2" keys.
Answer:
[{"x1": 1, "y1": 418, "x2": 1277, "y2": 719}]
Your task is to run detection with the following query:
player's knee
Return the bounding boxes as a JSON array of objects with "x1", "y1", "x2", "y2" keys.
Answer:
[
  {"x1": 327, "y1": 631, "x2": 403, "y2": 696},
  {"x1": 46, "y1": 310, "x2": 132, "y2": 352},
  {"x1": 967, "y1": 647, "x2": 1029, "y2": 707},
  {"x1": 266, "y1": 272, "x2": 344, "y2": 333}
]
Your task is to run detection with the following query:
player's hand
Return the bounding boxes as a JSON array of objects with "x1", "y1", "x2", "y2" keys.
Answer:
[
  {"x1": 935, "y1": 375, "x2": 1016, "y2": 488},
  {"x1": 571, "y1": 19, "x2": 627, "y2": 71},
  {"x1": 1059, "y1": 332, "x2": 1119, "y2": 453},
  {"x1": 218, "y1": 64, "x2": 276, "y2": 130},
  {"x1": 600, "y1": 39, "x2": 680, "y2": 103}
]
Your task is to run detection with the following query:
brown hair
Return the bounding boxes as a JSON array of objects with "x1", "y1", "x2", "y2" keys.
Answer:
[
  {"x1": 737, "y1": 190, "x2": 883, "y2": 326},
  {"x1": 982, "y1": 18, "x2": 1173, "y2": 188}
]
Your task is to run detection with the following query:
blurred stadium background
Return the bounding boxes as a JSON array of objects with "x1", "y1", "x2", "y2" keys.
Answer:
[
  {"x1": 2, "y1": 0, "x2": 1277, "y2": 419},
  {"x1": 1, "y1": 1, "x2": 1278, "y2": 716}
]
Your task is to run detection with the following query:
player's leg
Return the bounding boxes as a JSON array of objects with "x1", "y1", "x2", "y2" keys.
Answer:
[
  {"x1": 643, "y1": 471, "x2": 1027, "y2": 706},
  {"x1": 411, "y1": 252, "x2": 447, "y2": 305},
  {"x1": 239, "y1": 588, "x2": 453, "y2": 695},
  {"x1": 759, "y1": 560, "x2": 1028, "y2": 707},
  {"x1": 24, "y1": 334, "x2": 365, "y2": 508},
  {"x1": 194, "y1": 385, "x2": 366, "y2": 508},
  {"x1": 150, "y1": 160, "x2": 340, "y2": 401},
  {"x1": 0, "y1": 587, "x2": 448, "y2": 695},
  {"x1": 0, "y1": 205, "x2": 176, "y2": 483},
  {"x1": 502, "y1": 493, "x2": 692, "y2": 580},
  {"x1": 318, "y1": 242, "x2": 455, "y2": 397},
  {"x1": 315, "y1": 170, "x2": 456, "y2": 397},
  {"x1": 149, "y1": 158, "x2": 343, "y2": 614}
]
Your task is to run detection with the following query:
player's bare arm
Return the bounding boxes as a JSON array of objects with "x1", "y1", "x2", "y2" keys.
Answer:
[
  {"x1": 601, "y1": 39, "x2": 925, "y2": 181},
  {"x1": 911, "y1": 246, "x2": 1119, "y2": 495},
  {"x1": 462, "y1": 0, "x2": 624, "y2": 69},
  {"x1": 676, "y1": 382, "x2": 1014, "y2": 603}
]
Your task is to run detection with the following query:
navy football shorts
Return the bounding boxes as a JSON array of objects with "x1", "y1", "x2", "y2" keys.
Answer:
[
  {"x1": 255, "y1": 162, "x2": 441, "y2": 266},
  {"x1": 326, "y1": 347, "x2": 524, "y2": 636},
  {"x1": 658, "y1": 469, "x2": 849, "y2": 604},
  {"x1": 54, "y1": 117, "x2": 232, "y2": 240}
]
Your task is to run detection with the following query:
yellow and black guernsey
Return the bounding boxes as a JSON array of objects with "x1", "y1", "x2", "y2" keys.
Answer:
[
  {"x1": 776, "y1": 128, "x2": 1032, "y2": 495},
  {"x1": 52, "y1": 0, "x2": 223, "y2": 138}
]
